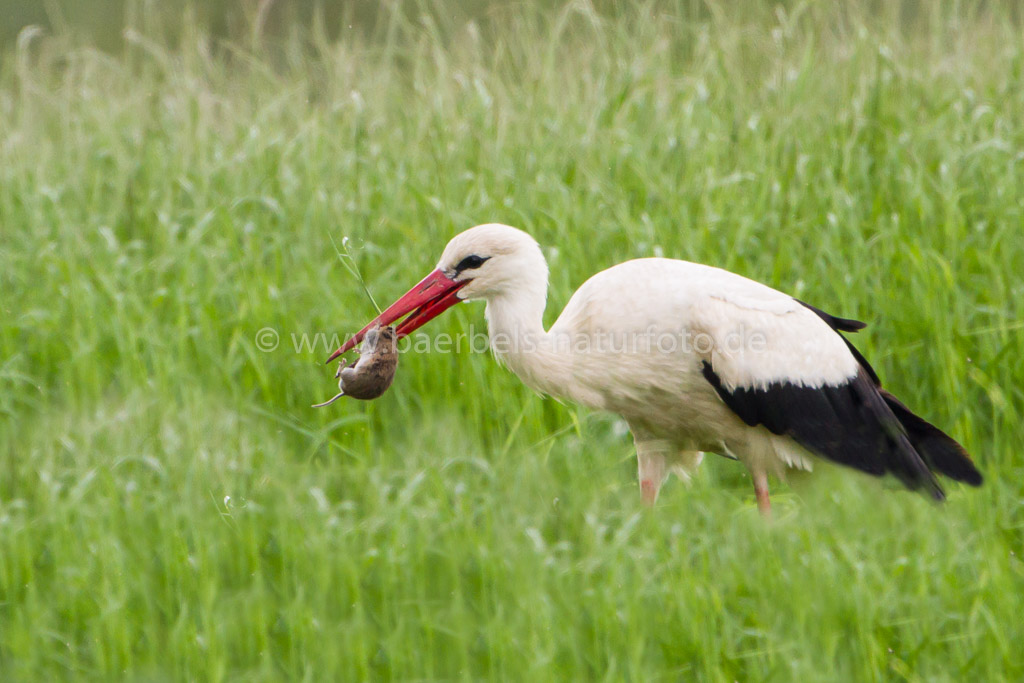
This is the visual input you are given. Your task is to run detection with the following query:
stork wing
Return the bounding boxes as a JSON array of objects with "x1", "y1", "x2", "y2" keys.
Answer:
[{"x1": 690, "y1": 290, "x2": 945, "y2": 498}]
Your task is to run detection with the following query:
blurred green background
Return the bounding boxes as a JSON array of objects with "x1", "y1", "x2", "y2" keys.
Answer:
[
  {"x1": 0, "y1": 0, "x2": 992, "y2": 52},
  {"x1": 1, "y1": 0, "x2": 380, "y2": 50},
  {"x1": 0, "y1": 0, "x2": 636, "y2": 51},
  {"x1": 1, "y1": 1, "x2": 1023, "y2": 680}
]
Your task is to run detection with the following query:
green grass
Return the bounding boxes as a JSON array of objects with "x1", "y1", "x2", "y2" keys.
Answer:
[{"x1": 2, "y1": 1, "x2": 1024, "y2": 680}]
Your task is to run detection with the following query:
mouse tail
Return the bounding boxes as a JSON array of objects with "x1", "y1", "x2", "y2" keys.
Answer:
[{"x1": 312, "y1": 391, "x2": 345, "y2": 408}]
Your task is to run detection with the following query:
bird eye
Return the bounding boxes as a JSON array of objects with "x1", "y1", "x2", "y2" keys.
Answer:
[{"x1": 454, "y1": 254, "x2": 490, "y2": 274}]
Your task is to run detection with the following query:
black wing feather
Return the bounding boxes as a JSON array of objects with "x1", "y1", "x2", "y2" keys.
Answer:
[
  {"x1": 701, "y1": 298, "x2": 983, "y2": 498},
  {"x1": 798, "y1": 300, "x2": 981, "y2": 486},
  {"x1": 795, "y1": 299, "x2": 880, "y2": 385},
  {"x1": 880, "y1": 391, "x2": 983, "y2": 486},
  {"x1": 700, "y1": 362, "x2": 945, "y2": 499},
  {"x1": 794, "y1": 299, "x2": 867, "y2": 332}
]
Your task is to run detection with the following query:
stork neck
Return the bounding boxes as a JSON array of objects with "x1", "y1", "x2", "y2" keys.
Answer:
[
  {"x1": 485, "y1": 288, "x2": 547, "y2": 352},
  {"x1": 484, "y1": 287, "x2": 569, "y2": 397}
]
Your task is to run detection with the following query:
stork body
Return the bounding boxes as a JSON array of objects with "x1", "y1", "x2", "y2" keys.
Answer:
[
  {"x1": 330, "y1": 224, "x2": 982, "y2": 512},
  {"x1": 486, "y1": 257, "x2": 829, "y2": 508}
]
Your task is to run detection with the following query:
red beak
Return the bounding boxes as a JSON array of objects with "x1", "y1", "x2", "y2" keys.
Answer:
[{"x1": 326, "y1": 269, "x2": 467, "y2": 363}]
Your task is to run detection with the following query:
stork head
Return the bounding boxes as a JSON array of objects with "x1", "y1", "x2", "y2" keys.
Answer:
[
  {"x1": 327, "y1": 223, "x2": 547, "y2": 362},
  {"x1": 437, "y1": 223, "x2": 547, "y2": 301}
]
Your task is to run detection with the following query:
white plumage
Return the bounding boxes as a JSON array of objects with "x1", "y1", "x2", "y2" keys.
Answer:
[{"x1": 331, "y1": 223, "x2": 982, "y2": 513}]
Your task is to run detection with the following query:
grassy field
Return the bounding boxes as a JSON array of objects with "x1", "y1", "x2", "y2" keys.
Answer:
[{"x1": 2, "y1": 1, "x2": 1023, "y2": 679}]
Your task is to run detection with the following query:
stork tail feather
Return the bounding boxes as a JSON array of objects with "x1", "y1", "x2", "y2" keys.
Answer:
[{"x1": 880, "y1": 391, "x2": 983, "y2": 487}]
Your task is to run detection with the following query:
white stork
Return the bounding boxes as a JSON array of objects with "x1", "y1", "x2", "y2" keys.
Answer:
[{"x1": 328, "y1": 224, "x2": 982, "y2": 514}]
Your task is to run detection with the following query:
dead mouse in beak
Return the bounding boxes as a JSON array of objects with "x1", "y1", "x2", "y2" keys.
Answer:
[{"x1": 313, "y1": 325, "x2": 398, "y2": 407}]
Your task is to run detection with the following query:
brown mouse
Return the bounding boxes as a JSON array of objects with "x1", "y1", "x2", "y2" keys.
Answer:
[{"x1": 312, "y1": 325, "x2": 398, "y2": 407}]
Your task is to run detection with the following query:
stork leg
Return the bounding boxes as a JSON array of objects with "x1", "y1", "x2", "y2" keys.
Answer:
[
  {"x1": 634, "y1": 437, "x2": 673, "y2": 506},
  {"x1": 638, "y1": 452, "x2": 667, "y2": 506},
  {"x1": 752, "y1": 470, "x2": 771, "y2": 517}
]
